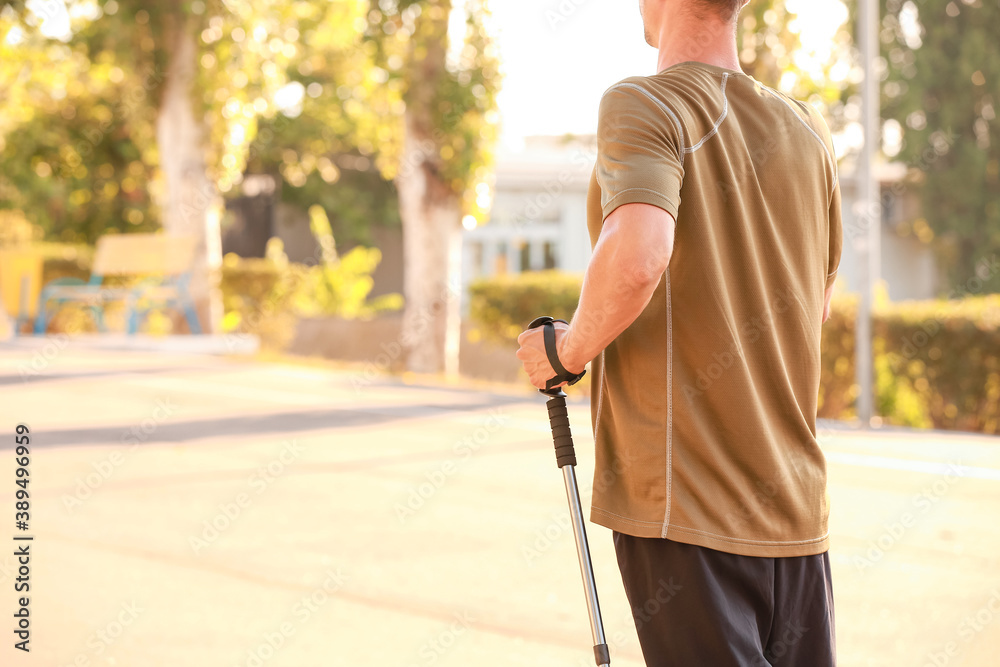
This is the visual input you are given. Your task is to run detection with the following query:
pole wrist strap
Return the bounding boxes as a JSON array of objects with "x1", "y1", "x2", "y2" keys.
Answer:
[{"x1": 531, "y1": 317, "x2": 587, "y2": 391}]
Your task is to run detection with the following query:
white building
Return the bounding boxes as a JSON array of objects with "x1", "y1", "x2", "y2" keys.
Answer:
[{"x1": 464, "y1": 135, "x2": 940, "y2": 302}]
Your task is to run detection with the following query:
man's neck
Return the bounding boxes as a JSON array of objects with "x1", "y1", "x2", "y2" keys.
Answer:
[{"x1": 652, "y1": 14, "x2": 742, "y2": 74}]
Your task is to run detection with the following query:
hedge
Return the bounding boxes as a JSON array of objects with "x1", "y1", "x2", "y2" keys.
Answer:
[
  {"x1": 468, "y1": 270, "x2": 584, "y2": 344},
  {"x1": 469, "y1": 272, "x2": 1000, "y2": 435}
]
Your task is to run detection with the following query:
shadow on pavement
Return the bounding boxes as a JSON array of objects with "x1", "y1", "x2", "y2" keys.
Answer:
[{"x1": 3, "y1": 397, "x2": 527, "y2": 450}]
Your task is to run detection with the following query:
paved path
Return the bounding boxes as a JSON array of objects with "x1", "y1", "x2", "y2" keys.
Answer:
[{"x1": 0, "y1": 341, "x2": 998, "y2": 667}]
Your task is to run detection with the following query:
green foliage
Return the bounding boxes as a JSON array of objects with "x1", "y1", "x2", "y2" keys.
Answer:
[
  {"x1": 737, "y1": 0, "x2": 854, "y2": 117},
  {"x1": 820, "y1": 294, "x2": 1000, "y2": 433},
  {"x1": 468, "y1": 271, "x2": 582, "y2": 344},
  {"x1": 880, "y1": 0, "x2": 1000, "y2": 292},
  {"x1": 35, "y1": 243, "x2": 95, "y2": 284},
  {"x1": 818, "y1": 294, "x2": 858, "y2": 419},
  {"x1": 219, "y1": 238, "x2": 402, "y2": 349},
  {"x1": 0, "y1": 209, "x2": 42, "y2": 246},
  {"x1": 364, "y1": 0, "x2": 502, "y2": 219},
  {"x1": 219, "y1": 249, "x2": 309, "y2": 349},
  {"x1": 0, "y1": 6, "x2": 161, "y2": 243},
  {"x1": 874, "y1": 295, "x2": 1000, "y2": 433},
  {"x1": 1, "y1": 0, "x2": 390, "y2": 246}
]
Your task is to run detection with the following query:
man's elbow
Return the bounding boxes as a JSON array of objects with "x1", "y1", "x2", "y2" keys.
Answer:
[{"x1": 625, "y1": 242, "x2": 672, "y2": 290}]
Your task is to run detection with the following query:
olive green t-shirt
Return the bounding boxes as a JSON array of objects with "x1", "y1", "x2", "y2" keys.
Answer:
[{"x1": 587, "y1": 61, "x2": 842, "y2": 557}]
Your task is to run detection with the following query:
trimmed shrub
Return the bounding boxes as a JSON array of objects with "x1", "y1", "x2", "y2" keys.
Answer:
[
  {"x1": 874, "y1": 296, "x2": 1000, "y2": 433},
  {"x1": 219, "y1": 240, "x2": 402, "y2": 349},
  {"x1": 468, "y1": 270, "x2": 583, "y2": 345}
]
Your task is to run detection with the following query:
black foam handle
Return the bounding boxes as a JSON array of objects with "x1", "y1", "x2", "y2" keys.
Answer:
[
  {"x1": 594, "y1": 643, "x2": 611, "y2": 665},
  {"x1": 546, "y1": 396, "x2": 577, "y2": 468}
]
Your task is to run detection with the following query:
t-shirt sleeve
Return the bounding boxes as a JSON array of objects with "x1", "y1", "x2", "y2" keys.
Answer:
[
  {"x1": 827, "y1": 179, "x2": 843, "y2": 289},
  {"x1": 596, "y1": 80, "x2": 685, "y2": 223}
]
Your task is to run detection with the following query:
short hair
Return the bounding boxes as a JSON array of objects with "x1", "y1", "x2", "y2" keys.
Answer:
[{"x1": 693, "y1": 0, "x2": 747, "y2": 22}]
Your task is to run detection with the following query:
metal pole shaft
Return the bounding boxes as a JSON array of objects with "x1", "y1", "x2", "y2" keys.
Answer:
[{"x1": 562, "y1": 465, "x2": 609, "y2": 666}]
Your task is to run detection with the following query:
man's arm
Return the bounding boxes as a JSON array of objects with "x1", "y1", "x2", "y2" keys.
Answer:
[
  {"x1": 822, "y1": 283, "x2": 834, "y2": 324},
  {"x1": 516, "y1": 203, "x2": 675, "y2": 389}
]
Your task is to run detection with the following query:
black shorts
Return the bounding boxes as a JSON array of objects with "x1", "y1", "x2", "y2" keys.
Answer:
[{"x1": 613, "y1": 532, "x2": 836, "y2": 666}]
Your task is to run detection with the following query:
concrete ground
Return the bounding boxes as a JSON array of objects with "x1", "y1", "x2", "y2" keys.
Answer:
[{"x1": 0, "y1": 340, "x2": 998, "y2": 667}]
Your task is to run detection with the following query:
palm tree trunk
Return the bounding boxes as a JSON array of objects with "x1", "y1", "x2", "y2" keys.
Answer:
[
  {"x1": 396, "y1": 113, "x2": 462, "y2": 373},
  {"x1": 155, "y1": 7, "x2": 222, "y2": 334}
]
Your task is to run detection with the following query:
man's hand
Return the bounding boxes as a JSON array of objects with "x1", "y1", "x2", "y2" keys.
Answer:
[{"x1": 515, "y1": 321, "x2": 583, "y2": 390}]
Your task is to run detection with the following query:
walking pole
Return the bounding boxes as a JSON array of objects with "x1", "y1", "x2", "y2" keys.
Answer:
[{"x1": 527, "y1": 316, "x2": 611, "y2": 667}]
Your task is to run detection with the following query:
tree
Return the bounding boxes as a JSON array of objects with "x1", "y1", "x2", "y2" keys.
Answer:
[
  {"x1": 738, "y1": 0, "x2": 855, "y2": 126},
  {"x1": 1, "y1": 0, "x2": 369, "y2": 331},
  {"x1": 0, "y1": 5, "x2": 161, "y2": 242},
  {"x1": 365, "y1": 0, "x2": 501, "y2": 373},
  {"x1": 879, "y1": 0, "x2": 1000, "y2": 292}
]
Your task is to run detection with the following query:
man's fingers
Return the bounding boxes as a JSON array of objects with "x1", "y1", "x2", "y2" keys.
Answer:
[{"x1": 516, "y1": 328, "x2": 539, "y2": 345}]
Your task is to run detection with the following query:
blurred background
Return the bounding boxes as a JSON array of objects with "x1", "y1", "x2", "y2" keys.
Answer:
[{"x1": 0, "y1": 0, "x2": 998, "y2": 666}]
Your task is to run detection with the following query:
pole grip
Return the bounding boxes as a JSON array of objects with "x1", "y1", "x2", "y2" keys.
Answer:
[{"x1": 546, "y1": 395, "x2": 577, "y2": 468}]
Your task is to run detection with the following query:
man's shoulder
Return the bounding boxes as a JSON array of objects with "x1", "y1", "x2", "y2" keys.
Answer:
[
  {"x1": 599, "y1": 65, "x2": 733, "y2": 119},
  {"x1": 600, "y1": 72, "x2": 690, "y2": 104},
  {"x1": 597, "y1": 75, "x2": 686, "y2": 127}
]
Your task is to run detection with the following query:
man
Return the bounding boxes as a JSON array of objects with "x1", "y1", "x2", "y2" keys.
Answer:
[{"x1": 515, "y1": 1, "x2": 842, "y2": 664}]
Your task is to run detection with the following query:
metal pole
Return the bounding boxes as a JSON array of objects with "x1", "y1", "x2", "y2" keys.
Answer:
[
  {"x1": 856, "y1": 0, "x2": 881, "y2": 426},
  {"x1": 527, "y1": 314, "x2": 610, "y2": 666},
  {"x1": 562, "y1": 464, "x2": 610, "y2": 667}
]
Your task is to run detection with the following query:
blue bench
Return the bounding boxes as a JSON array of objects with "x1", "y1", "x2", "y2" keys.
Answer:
[{"x1": 34, "y1": 234, "x2": 201, "y2": 334}]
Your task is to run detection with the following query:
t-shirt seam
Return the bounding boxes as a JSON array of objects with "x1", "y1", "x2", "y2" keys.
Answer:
[
  {"x1": 593, "y1": 509, "x2": 830, "y2": 548},
  {"x1": 685, "y1": 72, "x2": 731, "y2": 155},
  {"x1": 759, "y1": 84, "x2": 839, "y2": 194},
  {"x1": 592, "y1": 507, "x2": 664, "y2": 526},
  {"x1": 603, "y1": 188, "x2": 677, "y2": 214},
  {"x1": 667, "y1": 523, "x2": 831, "y2": 547},
  {"x1": 606, "y1": 82, "x2": 687, "y2": 166},
  {"x1": 661, "y1": 272, "x2": 673, "y2": 538},
  {"x1": 593, "y1": 350, "x2": 606, "y2": 437}
]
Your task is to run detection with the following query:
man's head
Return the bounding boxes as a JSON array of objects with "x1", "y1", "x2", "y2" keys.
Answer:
[{"x1": 640, "y1": 0, "x2": 749, "y2": 48}]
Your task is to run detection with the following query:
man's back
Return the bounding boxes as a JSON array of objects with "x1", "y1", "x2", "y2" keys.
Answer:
[{"x1": 586, "y1": 61, "x2": 843, "y2": 557}]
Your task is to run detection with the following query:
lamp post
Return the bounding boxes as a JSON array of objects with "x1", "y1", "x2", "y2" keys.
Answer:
[{"x1": 856, "y1": 0, "x2": 881, "y2": 427}]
